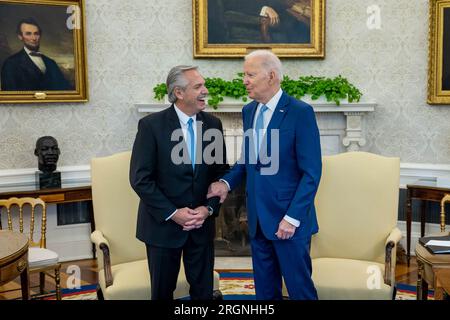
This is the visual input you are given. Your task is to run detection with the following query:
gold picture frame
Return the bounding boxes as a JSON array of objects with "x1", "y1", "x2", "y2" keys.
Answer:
[
  {"x1": 428, "y1": 0, "x2": 450, "y2": 104},
  {"x1": 193, "y1": 0, "x2": 325, "y2": 58},
  {"x1": 0, "y1": 0, "x2": 88, "y2": 103}
]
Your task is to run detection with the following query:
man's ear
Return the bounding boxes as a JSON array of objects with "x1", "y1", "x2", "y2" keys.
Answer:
[
  {"x1": 34, "y1": 148, "x2": 38, "y2": 156},
  {"x1": 268, "y1": 70, "x2": 276, "y2": 83},
  {"x1": 174, "y1": 87, "x2": 184, "y2": 100}
]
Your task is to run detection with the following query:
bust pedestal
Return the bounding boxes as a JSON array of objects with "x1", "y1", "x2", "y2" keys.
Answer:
[{"x1": 35, "y1": 171, "x2": 61, "y2": 189}]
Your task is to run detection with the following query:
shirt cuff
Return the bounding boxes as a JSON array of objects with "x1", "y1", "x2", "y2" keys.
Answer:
[
  {"x1": 260, "y1": 6, "x2": 269, "y2": 17},
  {"x1": 219, "y1": 179, "x2": 231, "y2": 191},
  {"x1": 166, "y1": 209, "x2": 177, "y2": 221},
  {"x1": 283, "y1": 215, "x2": 300, "y2": 228}
]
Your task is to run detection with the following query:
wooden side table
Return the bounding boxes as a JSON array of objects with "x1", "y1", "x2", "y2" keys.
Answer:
[
  {"x1": 0, "y1": 184, "x2": 96, "y2": 258},
  {"x1": 406, "y1": 180, "x2": 450, "y2": 266},
  {"x1": 0, "y1": 230, "x2": 30, "y2": 300},
  {"x1": 415, "y1": 235, "x2": 450, "y2": 300}
]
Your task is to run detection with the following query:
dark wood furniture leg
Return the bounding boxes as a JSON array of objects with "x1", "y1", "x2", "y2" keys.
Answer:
[{"x1": 406, "y1": 188, "x2": 412, "y2": 267}]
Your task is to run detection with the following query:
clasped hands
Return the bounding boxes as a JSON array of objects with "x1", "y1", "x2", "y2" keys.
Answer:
[{"x1": 172, "y1": 206, "x2": 209, "y2": 231}]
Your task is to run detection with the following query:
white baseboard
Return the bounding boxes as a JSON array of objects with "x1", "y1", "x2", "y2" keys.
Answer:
[{"x1": 399, "y1": 162, "x2": 450, "y2": 188}]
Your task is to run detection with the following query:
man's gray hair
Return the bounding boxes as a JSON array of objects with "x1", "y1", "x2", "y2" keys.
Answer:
[
  {"x1": 245, "y1": 50, "x2": 283, "y2": 82},
  {"x1": 166, "y1": 65, "x2": 198, "y2": 103}
]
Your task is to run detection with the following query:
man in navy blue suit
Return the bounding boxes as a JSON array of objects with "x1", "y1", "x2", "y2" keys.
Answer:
[
  {"x1": 1, "y1": 18, "x2": 71, "y2": 91},
  {"x1": 208, "y1": 50, "x2": 322, "y2": 300}
]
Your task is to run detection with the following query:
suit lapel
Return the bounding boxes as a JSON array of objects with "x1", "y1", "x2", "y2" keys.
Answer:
[
  {"x1": 266, "y1": 92, "x2": 290, "y2": 132},
  {"x1": 245, "y1": 100, "x2": 259, "y2": 130},
  {"x1": 167, "y1": 104, "x2": 182, "y2": 134},
  {"x1": 167, "y1": 105, "x2": 192, "y2": 173},
  {"x1": 19, "y1": 50, "x2": 44, "y2": 76},
  {"x1": 260, "y1": 92, "x2": 290, "y2": 163}
]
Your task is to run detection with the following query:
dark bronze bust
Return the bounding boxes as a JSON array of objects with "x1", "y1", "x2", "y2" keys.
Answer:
[{"x1": 35, "y1": 136, "x2": 61, "y2": 189}]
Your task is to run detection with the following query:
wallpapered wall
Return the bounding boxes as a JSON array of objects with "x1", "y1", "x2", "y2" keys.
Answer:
[{"x1": 0, "y1": 0, "x2": 449, "y2": 170}]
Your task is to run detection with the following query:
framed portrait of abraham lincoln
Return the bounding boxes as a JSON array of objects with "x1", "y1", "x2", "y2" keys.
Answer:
[
  {"x1": 428, "y1": 0, "x2": 450, "y2": 104},
  {"x1": 0, "y1": 0, "x2": 88, "y2": 103},
  {"x1": 193, "y1": 0, "x2": 325, "y2": 58}
]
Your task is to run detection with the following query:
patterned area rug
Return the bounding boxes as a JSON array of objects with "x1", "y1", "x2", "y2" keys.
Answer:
[
  {"x1": 218, "y1": 271, "x2": 435, "y2": 300},
  {"x1": 40, "y1": 271, "x2": 434, "y2": 300},
  {"x1": 395, "y1": 283, "x2": 434, "y2": 300},
  {"x1": 40, "y1": 284, "x2": 97, "y2": 300},
  {"x1": 218, "y1": 271, "x2": 256, "y2": 300}
]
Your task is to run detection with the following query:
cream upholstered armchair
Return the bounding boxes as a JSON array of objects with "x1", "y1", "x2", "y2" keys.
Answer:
[
  {"x1": 283, "y1": 152, "x2": 401, "y2": 300},
  {"x1": 90, "y1": 151, "x2": 221, "y2": 300}
]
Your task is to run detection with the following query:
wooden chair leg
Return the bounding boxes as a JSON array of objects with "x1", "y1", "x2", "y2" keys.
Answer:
[
  {"x1": 39, "y1": 272, "x2": 45, "y2": 295},
  {"x1": 417, "y1": 260, "x2": 424, "y2": 300},
  {"x1": 55, "y1": 268, "x2": 61, "y2": 300},
  {"x1": 421, "y1": 280, "x2": 429, "y2": 300},
  {"x1": 96, "y1": 285, "x2": 104, "y2": 300}
]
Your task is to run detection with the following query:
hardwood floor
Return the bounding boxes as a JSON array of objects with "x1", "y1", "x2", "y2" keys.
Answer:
[
  {"x1": 0, "y1": 254, "x2": 419, "y2": 300},
  {"x1": 0, "y1": 259, "x2": 99, "y2": 300}
]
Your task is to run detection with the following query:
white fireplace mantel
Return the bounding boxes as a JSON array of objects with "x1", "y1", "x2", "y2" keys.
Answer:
[{"x1": 135, "y1": 100, "x2": 376, "y2": 152}]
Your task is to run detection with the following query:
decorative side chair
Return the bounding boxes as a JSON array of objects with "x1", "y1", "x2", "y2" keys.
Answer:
[{"x1": 0, "y1": 197, "x2": 61, "y2": 300}]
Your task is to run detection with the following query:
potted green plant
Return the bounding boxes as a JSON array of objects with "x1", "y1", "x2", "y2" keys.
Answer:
[{"x1": 153, "y1": 73, "x2": 362, "y2": 109}]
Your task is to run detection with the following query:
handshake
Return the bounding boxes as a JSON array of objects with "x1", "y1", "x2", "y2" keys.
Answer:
[{"x1": 171, "y1": 181, "x2": 229, "y2": 231}]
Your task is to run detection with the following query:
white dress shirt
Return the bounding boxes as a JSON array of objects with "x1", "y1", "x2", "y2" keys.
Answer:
[
  {"x1": 222, "y1": 89, "x2": 300, "y2": 228},
  {"x1": 166, "y1": 104, "x2": 198, "y2": 221},
  {"x1": 24, "y1": 46, "x2": 46, "y2": 73}
]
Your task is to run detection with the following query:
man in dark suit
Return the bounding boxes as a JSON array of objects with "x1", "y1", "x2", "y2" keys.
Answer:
[
  {"x1": 208, "y1": 50, "x2": 322, "y2": 300},
  {"x1": 0, "y1": 17, "x2": 71, "y2": 91},
  {"x1": 130, "y1": 65, "x2": 229, "y2": 300}
]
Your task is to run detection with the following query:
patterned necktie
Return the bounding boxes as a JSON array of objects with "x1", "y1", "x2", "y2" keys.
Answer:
[
  {"x1": 187, "y1": 118, "x2": 195, "y2": 170},
  {"x1": 255, "y1": 104, "x2": 269, "y2": 155}
]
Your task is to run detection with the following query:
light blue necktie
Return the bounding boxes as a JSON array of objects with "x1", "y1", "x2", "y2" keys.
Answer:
[
  {"x1": 255, "y1": 104, "x2": 269, "y2": 155},
  {"x1": 187, "y1": 118, "x2": 195, "y2": 170}
]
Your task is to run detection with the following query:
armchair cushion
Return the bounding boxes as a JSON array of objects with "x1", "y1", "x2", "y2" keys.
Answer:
[{"x1": 311, "y1": 258, "x2": 393, "y2": 300}]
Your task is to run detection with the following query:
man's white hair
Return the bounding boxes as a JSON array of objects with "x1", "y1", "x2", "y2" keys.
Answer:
[
  {"x1": 166, "y1": 65, "x2": 198, "y2": 103},
  {"x1": 245, "y1": 50, "x2": 283, "y2": 82}
]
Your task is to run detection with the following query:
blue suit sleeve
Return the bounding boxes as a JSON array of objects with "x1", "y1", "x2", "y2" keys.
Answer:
[{"x1": 285, "y1": 104, "x2": 322, "y2": 221}]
